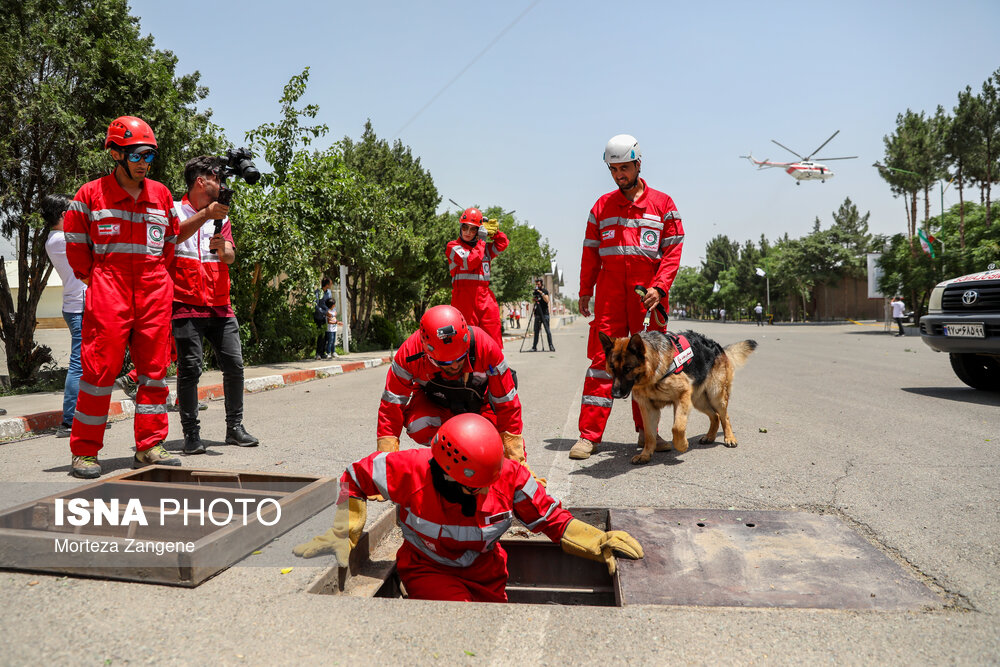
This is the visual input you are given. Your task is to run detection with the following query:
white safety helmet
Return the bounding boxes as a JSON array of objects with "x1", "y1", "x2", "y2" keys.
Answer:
[{"x1": 604, "y1": 134, "x2": 641, "y2": 165}]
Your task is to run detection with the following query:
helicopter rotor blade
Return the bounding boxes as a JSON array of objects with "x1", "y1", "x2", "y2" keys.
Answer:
[
  {"x1": 805, "y1": 130, "x2": 840, "y2": 160},
  {"x1": 770, "y1": 139, "x2": 803, "y2": 160},
  {"x1": 814, "y1": 156, "x2": 857, "y2": 161}
]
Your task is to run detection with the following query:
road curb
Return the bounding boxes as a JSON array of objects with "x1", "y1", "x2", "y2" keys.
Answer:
[{"x1": 0, "y1": 355, "x2": 392, "y2": 441}]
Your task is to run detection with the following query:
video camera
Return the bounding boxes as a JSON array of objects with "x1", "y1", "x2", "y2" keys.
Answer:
[
  {"x1": 211, "y1": 147, "x2": 260, "y2": 253},
  {"x1": 216, "y1": 147, "x2": 261, "y2": 206}
]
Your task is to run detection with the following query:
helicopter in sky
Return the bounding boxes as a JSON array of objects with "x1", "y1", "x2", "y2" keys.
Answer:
[{"x1": 740, "y1": 130, "x2": 857, "y2": 184}]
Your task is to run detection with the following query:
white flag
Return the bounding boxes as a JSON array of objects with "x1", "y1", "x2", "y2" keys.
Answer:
[
  {"x1": 713, "y1": 282, "x2": 720, "y2": 293},
  {"x1": 755, "y1": 267, "x2": 766, "y2": 277}
]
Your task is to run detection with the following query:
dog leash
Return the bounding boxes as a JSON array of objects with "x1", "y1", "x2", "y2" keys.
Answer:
[{"x1": 633, "y1": 284, "x2": 668, "y2": 331}]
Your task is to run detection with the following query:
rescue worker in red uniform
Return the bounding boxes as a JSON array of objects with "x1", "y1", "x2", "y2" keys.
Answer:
[
  {"x1": 64, "y1": 116, "x2": 181, "y2": 478},
  {"x1": 570, "y1": 135, "x2": 685, "y2": 460},
  {"x1": 293, "y1": 413, "x2": 644, "y2": 602},
  {"x1": 376, "y1": 305, "x2": 540, "y2": 479},
  {"x1": 447, "y1": 207, "x2": 508, "y2": 346}
]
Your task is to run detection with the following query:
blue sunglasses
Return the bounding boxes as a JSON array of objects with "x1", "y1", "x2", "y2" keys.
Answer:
[{"x1": 126, "y1": 150, "x2": 157, "y2": 164}]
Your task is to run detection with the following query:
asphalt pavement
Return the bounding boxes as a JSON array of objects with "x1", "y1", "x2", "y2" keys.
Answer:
[{"x1": 1, "y1": 318, "x2": 998, "y2": 664}]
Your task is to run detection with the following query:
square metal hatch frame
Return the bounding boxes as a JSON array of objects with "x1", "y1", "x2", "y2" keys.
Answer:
[
  {"x1": 610, "y1": 508, "x2": 943, "y2": 610},
  {"x1": 0, "y1": 467, "x2": 339, "y2": 586}
]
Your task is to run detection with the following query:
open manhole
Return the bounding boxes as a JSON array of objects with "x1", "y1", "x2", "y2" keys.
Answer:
[
  {"x1": 0, "y1": 468, "x2": 338, "y2": 586},
  {"x1": 311, "y1": 507, "x2": 944, "y2": 609}
]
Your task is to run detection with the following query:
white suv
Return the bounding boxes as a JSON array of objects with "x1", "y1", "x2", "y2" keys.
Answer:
[{"x1": 920, "y1": 266, "x2": 1000, "y2": 391}]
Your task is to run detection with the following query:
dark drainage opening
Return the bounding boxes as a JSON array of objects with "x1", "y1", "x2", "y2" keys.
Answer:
[{"x1": 310, "y1": 507, "x2": 618, "y2": 606}]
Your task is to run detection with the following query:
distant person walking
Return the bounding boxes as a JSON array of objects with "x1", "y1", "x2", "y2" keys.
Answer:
[
  {"x1": 754, "y1": 302, "x2": 763, "y2": 326},
  {"x1": 891, "y1": 296, "x2": 906, "y2": 336}
]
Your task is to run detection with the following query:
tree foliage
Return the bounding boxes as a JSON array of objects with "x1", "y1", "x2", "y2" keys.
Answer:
[{"x1": 0, "y1": 0, "x2": 223, "y2": 386}]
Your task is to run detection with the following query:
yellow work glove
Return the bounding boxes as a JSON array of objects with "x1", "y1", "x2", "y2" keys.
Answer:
[
  {"x1": 501, "y1": 431, "x2": 547, "y2": 486},
  {"x1": 484, "y1": 218, "x2": 499, "y2": 241},
  {"x1": 377, "y1": 436, "x2": 399, "y2": 453},
  {"x1": 560, "y1": 518, "x2": 643, "y2": 575},
  {"x1": 292, "y1": 497, "x2": 367, "y2": 562}
]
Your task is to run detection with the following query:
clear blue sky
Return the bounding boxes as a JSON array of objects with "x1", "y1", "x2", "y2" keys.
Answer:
[{"x1": 35, "y1": 1, "x2": 1000, "y2": 296}]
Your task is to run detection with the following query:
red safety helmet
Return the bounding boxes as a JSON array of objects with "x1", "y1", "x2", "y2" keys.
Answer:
[
  {"x1": 105, "y1": 116, "x2": 157, "y2": 149},
  {"x1": 460, "y1": 207, "x2": 484, "y2": 228},
  {"x1": 431, "y1": 414, "x2": 503, "y2": 488},
  {"x1": 419, "y1": 305, "x2": 471, "y2": 365}
]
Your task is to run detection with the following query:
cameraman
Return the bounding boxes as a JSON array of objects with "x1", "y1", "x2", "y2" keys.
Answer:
[
  {"x1": 530, "y1": 278, "x2": 555, "y2": 352},
  {"x1": 172, "y1": 156, "x2": 259, "y2": 454}
]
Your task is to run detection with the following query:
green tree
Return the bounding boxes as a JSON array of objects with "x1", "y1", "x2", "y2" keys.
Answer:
[
  {"x1": 485, "y1": 209, "x2": 553, "y2": 306},
  {"x1": 668, "y1": 266, "x2": 712, "y2": 318},
  {"x1": 0, "y1": 0, "x2": 223, "y2": 386},
  {"x1": 702, "y1": 235, "x2": 739, "y2": 283}
]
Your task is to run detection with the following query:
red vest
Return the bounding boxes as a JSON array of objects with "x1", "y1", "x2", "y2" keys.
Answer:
[{"x1": 172, "y1": 196, "x2": 231, "y2": 307}]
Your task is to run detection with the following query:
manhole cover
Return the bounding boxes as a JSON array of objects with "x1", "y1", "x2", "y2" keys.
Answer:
[{"x1": 610, "y1": 509, "x2": 942, "y2": 610}]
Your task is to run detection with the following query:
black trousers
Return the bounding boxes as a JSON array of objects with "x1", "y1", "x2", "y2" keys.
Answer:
[
  {"x1": 533, "y1": 312, "x2": 553, "y2": 350},
  {"x1": 173, "y1": 316, "x2": 245, "y2": 434}
]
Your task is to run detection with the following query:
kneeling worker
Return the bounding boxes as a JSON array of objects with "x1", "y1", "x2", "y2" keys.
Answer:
[
  {"x1": 377, "y1": 304, "x2": 537, "y2": 478},
  {"x1": 293, "y1": 413, "x2": 643, "y2": 602}
]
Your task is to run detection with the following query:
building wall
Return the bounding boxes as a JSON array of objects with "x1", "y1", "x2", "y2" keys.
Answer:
[{"x1": 810, "y1": 275, "x2": 885, "y2": 320}]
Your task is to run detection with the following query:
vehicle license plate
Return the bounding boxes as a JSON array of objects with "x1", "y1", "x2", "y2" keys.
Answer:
[{"x1": 944, "y1": 323, "x2": 984, "y2": 338}]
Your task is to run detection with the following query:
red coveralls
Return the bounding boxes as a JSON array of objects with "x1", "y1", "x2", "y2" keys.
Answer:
[
  {"x1": 578, "y1": 178, "x2": 684, "y2": 443},
  {"x1": 447, "y1": 232, "x2": 508, "y2": 346},
  {"x1": 377, "y1": 326, "x2": 522, "y2": 446},
  {"x1": 341, "y1": 448, "x2": 573, "y2": 602},
  {"x1": 64, "y1": 174, "x2": 179, "y2": 455}
]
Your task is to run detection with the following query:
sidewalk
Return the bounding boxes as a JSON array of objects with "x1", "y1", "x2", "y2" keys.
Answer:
[
  {"x1": 0, "y1": 316, "x2": 580, "y2": 441},
  {"x1": 0, "y1": 349, "x2": 394, "y2": 441}
]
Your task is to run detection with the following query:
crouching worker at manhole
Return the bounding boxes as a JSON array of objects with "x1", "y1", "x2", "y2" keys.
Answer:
[
  {"x1": 376, "y1": 304, "x2": 543, "y2": 483},
  {"x1": 293, "y1": 414, "x2": 644, "y2": 602}
]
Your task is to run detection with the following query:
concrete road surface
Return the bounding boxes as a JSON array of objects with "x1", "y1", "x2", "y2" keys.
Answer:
[{"x1": 1, "y1": 319, "x2": 997, "y2": 664}]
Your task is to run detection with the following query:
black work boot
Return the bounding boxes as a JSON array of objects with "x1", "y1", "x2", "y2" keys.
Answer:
[
  {"x1": 183, "y1": 430, "x2": 206, "y2": 455},
  {"x1": 225, "y1": 424, "x2": 259, "y2": 447}
]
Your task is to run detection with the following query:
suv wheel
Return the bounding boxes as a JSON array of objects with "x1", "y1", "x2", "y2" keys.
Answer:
[{"x1": 949, "y1": 353, "x2": 1000, "y2": 391}]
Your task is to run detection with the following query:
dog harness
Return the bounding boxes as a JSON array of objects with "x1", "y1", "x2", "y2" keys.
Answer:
[{"x1": 659, "y1": 333, "x2": 693, "y2": 380}]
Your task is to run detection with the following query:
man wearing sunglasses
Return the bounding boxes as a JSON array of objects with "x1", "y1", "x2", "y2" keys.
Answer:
[
  {"x1": 293, "y1": 413, "x2": 644, "y2": 601},
  {"x1": 63, "y1": 116, "x2": 181, "y2": 478},
  {"x1": 375, "y1": 305, "x2": 541, "y2": 482}
]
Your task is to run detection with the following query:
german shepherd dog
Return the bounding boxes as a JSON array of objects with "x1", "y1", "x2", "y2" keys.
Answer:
[{"x1": 599, "y1": 330, "x2": 757, "y2": 465}]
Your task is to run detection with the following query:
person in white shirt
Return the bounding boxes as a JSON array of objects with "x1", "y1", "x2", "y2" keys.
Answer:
[
  {"x1": 891, "y1": 296, "x2": 906, "y2": 336},
  {"x1": 754, "y1": 302, "x2": 764, "y2": 326},
  {"x1": 324, "y1": 298, "x2": 340, "y2": 359},
  {"x1": 43, "y1": 194, "x2": 106, "y2": 437}
]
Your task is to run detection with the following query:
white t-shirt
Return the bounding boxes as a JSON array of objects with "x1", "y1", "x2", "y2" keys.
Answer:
[
  {"x1": 891, "y1": 300, "x2": 906, "y2": 318},
  {"x1": 326, "y1": 307, "x2": 338, "y2": 333},
  {"x1": 45, "y1": 230, "x2": 87, "y2": 313},
  {"x1": 754, "y1": 305, "x2": 763, "y2": 314}
]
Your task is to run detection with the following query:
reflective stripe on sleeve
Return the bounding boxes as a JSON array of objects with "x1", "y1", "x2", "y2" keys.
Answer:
[
  {"x1": 68, "y1": 201, "x2": 91, "y2": 214},
  {"x1": 514, "y1": 475, "x2": 539, "y2": 504},
  {"x1": 391, "y1": 361, "x2": 413, "y2": 382},
  {"x1": 381, "y1": 390, "x2": 409, "y2": 404},
  {"x1": 582, "y1": 239, "x2": 600, "y2": 248},
  {"x1": 371, "y1": 452, "x2": 391, "y2": 500},
  {"x1": 585, "y1": 368, "x2": 611, "y2": 380},
  {"x1": 525, "y1": 499, "x2": 560, "y2": 530},
  {"x1": 489, "y1": 386, "x2": 517, "y2": 404},
  {"x1": 488, "y1": 360, "x2": 510, "y2": 376},
  {"x1": 64, "y1": 232, "x2": 90, "y2": 244},
  {"x1": 660, "y1": 234, "x2": 684, "y2": 248},
  {"x1": 405, "y1": 415, "x2": 442, "y2": 434}
]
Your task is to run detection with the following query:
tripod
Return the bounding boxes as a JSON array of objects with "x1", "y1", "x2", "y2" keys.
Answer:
[{"x1": 518, "y1": 307, "x2": 535, "y2": 353}]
